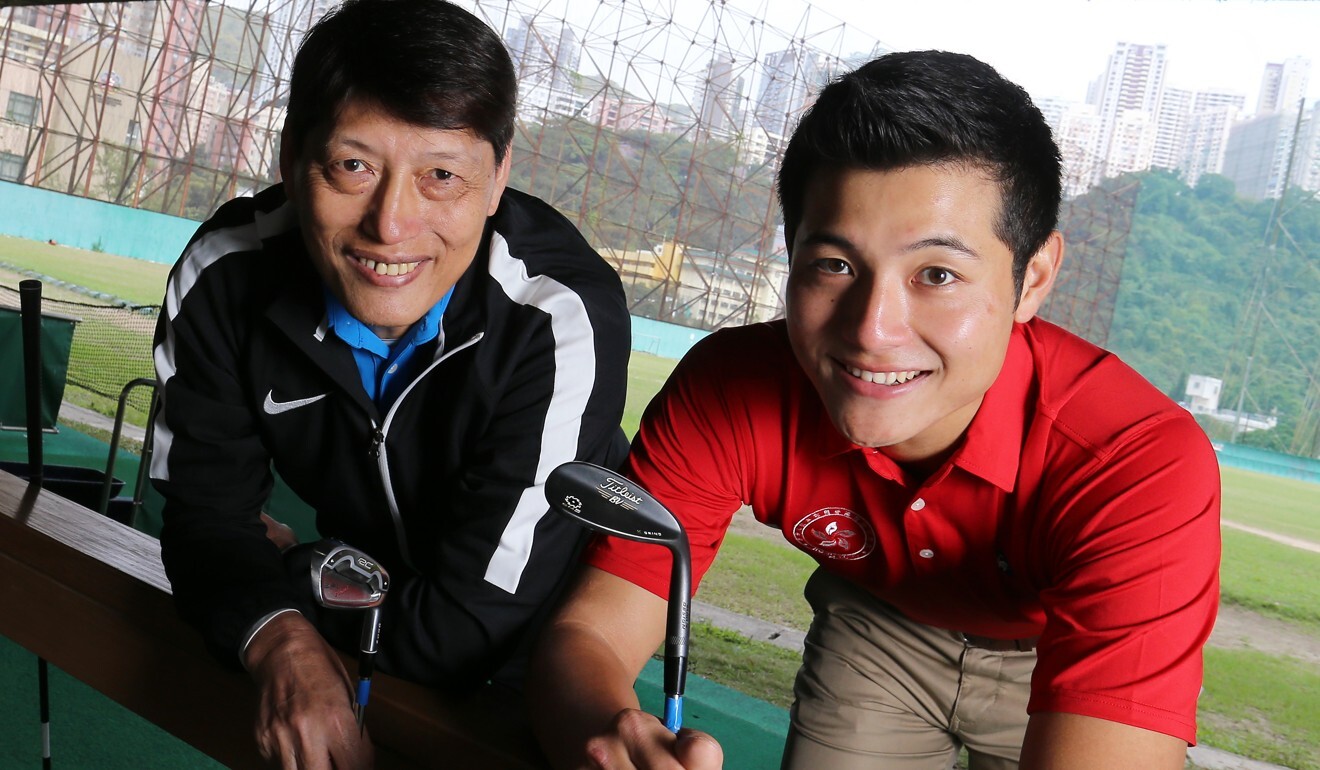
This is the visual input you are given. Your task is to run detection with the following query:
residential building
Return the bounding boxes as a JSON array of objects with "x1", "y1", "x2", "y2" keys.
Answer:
[
  {"x1": 504, "y1": 14, "x2": 582, "y2": 122},
  {"x1": 753, "y1": 46, "x2": 828, "y2": 143},
  {"x1": 1256, "y1": 57, "x2": 1310, "y2": 116},
  {"x1": 1092, "y1": 42, "x2": 1166, "y2": 185}
]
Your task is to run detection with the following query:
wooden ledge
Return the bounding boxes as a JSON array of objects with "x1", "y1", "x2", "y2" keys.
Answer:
[{"x1": 0, "y1": 469, "x2": 548, "y2": 769}]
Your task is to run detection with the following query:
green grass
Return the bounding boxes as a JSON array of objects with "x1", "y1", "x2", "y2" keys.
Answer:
[
  {"x1": 1220, "y1": 465, "x2": 1320, "y2": 543},
  {"x1": 623, "y1": 351, "x2": 676, "y2": 439},
  {"x1": 698, "y1": 531, "x2": 817, "y2": 631},
  {"x1": 1219, "y1": 528, "x2": 1320, "y2": 630},
  {"x1": 1199, "y1": 647, "x2": 1320, "y2": 770},
  {"x1": 0, "y1": 235, "x2": 170, "y2": 306},
  {"x1": 686, "y1": 623, "x2": 802, "y2": 710}
]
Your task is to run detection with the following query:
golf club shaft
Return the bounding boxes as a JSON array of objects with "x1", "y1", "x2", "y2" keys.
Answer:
[
  {"x1": 39, "y1": 656, "x2": 50, "y2": 769},
  {"x1": 356, "y1": 605, "x2": 381, "y2": 732},
  {"x1": 663, "y1": 535, "x2": 692, "y2": 732}
]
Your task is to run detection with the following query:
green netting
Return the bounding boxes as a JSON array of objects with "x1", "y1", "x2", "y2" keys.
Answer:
[{"x1": 0, "y1": 284, "x2": 160, "y2": 415}]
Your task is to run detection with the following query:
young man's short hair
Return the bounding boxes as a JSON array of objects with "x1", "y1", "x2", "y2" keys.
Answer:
[
  {"x1": 285, "y1": 0, "x2": 517, "y2": 163},
  {"x1": 777, "y1": 50, "x2": 1062, "y2": 292}
]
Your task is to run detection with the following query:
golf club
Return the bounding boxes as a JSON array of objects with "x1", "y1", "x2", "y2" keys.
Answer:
[
  {"x1": 302, "y1": 539, "x2": 390, "y2": 732},
  {"x1": 545, "y1": 461, "x2": 692, "y2": 732}
]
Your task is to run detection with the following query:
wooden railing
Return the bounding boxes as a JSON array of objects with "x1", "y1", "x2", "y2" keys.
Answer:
[{"x1": 0, "y1": 468, "x2": 548, "y2": 769}]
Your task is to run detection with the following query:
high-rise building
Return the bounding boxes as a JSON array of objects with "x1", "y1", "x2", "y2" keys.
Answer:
[
  {"x1": 698, "y1": 55, "x2": 743, "y2": 139},
  {"x1": 1222, "y1": 59, "x2": 1314, "y2": 199},
  {"x1": 753, "y1": 46, "x2": 828, "y2": 142},
  {"x1": 1223, "y1": 111, "x2": 1293, "y2": 199},
  {"x1": 1182, "y1": 103, "x2": 1241, "y2": 186},
  {"x1": 504, "y1": 15, "x2": 581, "y2": 121},
  {"x1": 1292, "y1": 103, "x2": 1320, "y2": 192},
  {"x1": 1256, "y1": 57, "x2": 1310, "y2": 116},
  {"x1": 1151, "y1": 86, "x2": 1192, "y2": 171},
  {"x1": 1043, "y1": 100, "x2": 1103, "y2": 198},
  {"x1": 1092, "y1": 42, "x2": 1167, "y2": 184},
  {"x1": 258, "y1": 0, "x2": 332, "y2": 107}
]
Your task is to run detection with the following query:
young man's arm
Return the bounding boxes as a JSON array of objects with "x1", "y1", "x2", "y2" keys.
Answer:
[
  {"x1": 528, "y1": 566, "x2": 724, "y2": 770},
  {"x1": 1020, "y1": 713, "x2": 1185, "y2": 770}
]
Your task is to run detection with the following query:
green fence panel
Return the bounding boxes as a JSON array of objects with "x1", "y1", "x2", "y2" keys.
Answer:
[
  {"x1": 1214, "y1": 442, "x2": 1320, "y2": 484},
  {"x1": 0, "y1": 306, "x2": 77, "y2": 431},
  {"x1": 0, "y1": 181, "x2": 198, "y2": 265}
]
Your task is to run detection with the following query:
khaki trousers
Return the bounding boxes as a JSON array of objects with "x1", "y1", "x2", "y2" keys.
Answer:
[{"x1": 782, "y1": 569, "x2": 1036, "y2": 770}]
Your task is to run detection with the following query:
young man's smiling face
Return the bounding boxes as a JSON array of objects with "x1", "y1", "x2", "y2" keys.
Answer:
[
  {"x1": 785, "y1": 164, "x2": 1060, "y2": 466},
  {"x1": 283, "y1": 99, "x2": 510, "y2": 339}
]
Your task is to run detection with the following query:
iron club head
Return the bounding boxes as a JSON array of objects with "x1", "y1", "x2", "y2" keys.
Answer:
[{"x1": 308, "y1": 540, "x2": 390, "y2": 610}]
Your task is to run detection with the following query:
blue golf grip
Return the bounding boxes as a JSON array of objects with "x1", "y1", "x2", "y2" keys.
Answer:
[{"x1": 663, "y1": 695, "x2": 683, "y2": 732}]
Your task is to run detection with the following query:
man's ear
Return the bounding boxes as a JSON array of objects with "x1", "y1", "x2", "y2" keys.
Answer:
[
  {"x1": 1013, "y1": 230, "x2": 1063, "y2": 323},
  {"x1": 278, "y1": 130, "x2": 297, "y2": 197},
  {"x1": 487, "y1": 149, "x2": 512, "y2": 217}
]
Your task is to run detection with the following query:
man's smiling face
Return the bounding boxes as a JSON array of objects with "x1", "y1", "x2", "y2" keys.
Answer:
[
  {"x1": 785, "y1": 163, "x2": 1058, "y2": 466},
  {"x1": 285, "y1": 98, "x2": 509, "y2": 339}
]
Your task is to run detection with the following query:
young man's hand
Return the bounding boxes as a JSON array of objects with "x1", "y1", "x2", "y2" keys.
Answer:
[
  {"x1": 529, "y1": 566, "x2": 725, "y2": 769},
  {"x1": 580, "y1": 709, "x2": 723, "y2": 769},
  {"x1": 243, "y1": 612, "x2": 373, "y2": 769}
]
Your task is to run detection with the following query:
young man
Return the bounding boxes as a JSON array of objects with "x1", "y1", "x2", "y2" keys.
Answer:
[
  {"x1": 529, "y1": 51, "x2": 1220, "y2": 769},
  {"x1": 151, "y1": 1, "x2": 629, "y2": 766}
]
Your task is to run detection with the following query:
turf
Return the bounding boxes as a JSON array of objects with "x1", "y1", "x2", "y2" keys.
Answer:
[
  {"x1": 1219, "y1": 527, "x2": 1320, "y2": 630},
  {"x1": 1199, "y1": 647, "x2": 1320, "y2": 770},
  {"x1": 0, "y1": 235, "x2": 170, "y2": 306},
  {"x1": 1220, "y1": 465, "x2": 1320, "y2": 543}
]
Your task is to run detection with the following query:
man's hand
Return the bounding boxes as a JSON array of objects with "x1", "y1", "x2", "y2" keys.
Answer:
[
  {"x1": 243, "y1": 612, "x2": 373, "y2": 769},
  {"x1": 260, "y1": 512, "x2": 299, "y2": 552},
  {"x1": 579, "y1": 709, "x2": 723, "y2": 769},
  {"x1": 529, "y1": 567, "x2": 725, "y2": 769}
]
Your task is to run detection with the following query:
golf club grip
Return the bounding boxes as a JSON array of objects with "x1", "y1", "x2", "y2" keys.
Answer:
[
  {"x1": 663, "y1": 694, "x2": 684, "y2": 733},
  {"x1": 19, "y1": 280, "x2": 43, "y2": 480}
]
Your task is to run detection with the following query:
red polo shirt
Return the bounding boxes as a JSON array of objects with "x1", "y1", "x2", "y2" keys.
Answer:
[{"x1": 585, "y1": 318, "x2": 1220, "y2": 743}]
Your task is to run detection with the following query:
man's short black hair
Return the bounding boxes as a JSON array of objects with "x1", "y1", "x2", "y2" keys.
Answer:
[
  {"x1": 285, "y1": 0, "x2": 517, "y2": 164},
  {"x1": 777, "y1": 50, "x2": 1062, "y2": 292}
]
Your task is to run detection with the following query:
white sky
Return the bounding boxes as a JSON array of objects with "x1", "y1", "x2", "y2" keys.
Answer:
[
  {"x1": 482, "y1": 0, "x2": 1320, "y2": 116},
  {"x1": 793, "y1": 0, "x2": 1320, "y2": 108}
]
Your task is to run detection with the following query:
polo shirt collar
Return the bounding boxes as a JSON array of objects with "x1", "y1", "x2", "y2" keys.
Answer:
[
  {"x1": 813, "y1": 323, "x2": 1034, "y2": 492},
  {"x1": 322, "y1": 287, "x2": 451, "y2": 356},
  {"x1": 951, "y1": 324, "x2": 1031, "y2": 492}
]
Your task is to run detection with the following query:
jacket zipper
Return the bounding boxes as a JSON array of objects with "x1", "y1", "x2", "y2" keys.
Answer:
[{"x1": 372, "y1": 332, "x2": 484, "y2": 570}]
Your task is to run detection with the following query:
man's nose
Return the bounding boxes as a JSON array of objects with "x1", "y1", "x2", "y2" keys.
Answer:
[
  {"x1": 841, "y1": 276, "x2": 911, "y2": 348},
  {"x1": 363, "y1": 173, "x2": 422, "y2": 245}
]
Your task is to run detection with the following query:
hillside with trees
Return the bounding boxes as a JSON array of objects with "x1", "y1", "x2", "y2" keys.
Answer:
[{"x1": 1107, "y1": 170, "x2": 1320, "y2": 456}]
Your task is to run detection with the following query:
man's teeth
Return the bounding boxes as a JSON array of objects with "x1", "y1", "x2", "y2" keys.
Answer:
[
  {"x1": 847, "y1": 367, "x2": 921, "y2": 385},
  {"x1": 357, "y1": 257, "x2": 420, "y2": 276}
]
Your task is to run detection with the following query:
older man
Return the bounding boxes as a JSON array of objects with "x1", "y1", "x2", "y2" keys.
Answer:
[{"x1": 151, "y1": 1, "x2": 630, "y2": 766}]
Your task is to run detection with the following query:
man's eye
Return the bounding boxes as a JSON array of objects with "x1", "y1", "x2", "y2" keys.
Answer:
[
  {"x1": 430, "y1": 168, "x2": 454, "y2": 181},
  {"x1": 918, "y1": 267, "x2": 957, "y2": 286},
  {"x1": 815, "y1": 258, "x2": 852, "y2": 275},
  {"x1": 338, "y1": 159, "x2": 368, "y2": 173}
]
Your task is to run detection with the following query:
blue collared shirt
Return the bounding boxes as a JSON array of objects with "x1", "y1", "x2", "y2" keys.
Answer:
[{"x1": 324, "y1": 287, "x2": 454, "y2": 410}]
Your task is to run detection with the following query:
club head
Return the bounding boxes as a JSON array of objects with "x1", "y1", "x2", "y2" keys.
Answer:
[
  {"x1": 546, "y1": 460, "x2": 693, "y2": 731},
  {"x1": 545, "y1": 461, "x2": 684, "y2": 545},
  {"x1": 308, "y1": 540, "x2": 390, "y2": 610}
]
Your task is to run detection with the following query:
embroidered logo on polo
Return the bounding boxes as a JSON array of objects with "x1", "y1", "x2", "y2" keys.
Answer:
[{"x1": 792, "y1": 507, "x2": 876, "y2": 560}]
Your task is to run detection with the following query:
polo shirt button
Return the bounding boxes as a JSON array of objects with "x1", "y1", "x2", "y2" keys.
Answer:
[
  {"x1": 911, "y1": 498, "x2": 926, "y2": 511},
  {"x1": 919, "y1": 548, "x2": 935, "y2": 559}
]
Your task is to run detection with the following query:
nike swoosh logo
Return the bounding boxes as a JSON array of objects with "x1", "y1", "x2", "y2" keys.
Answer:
[{"x1": 263, "y1": 390, "x2": 328, "y2": 415}]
